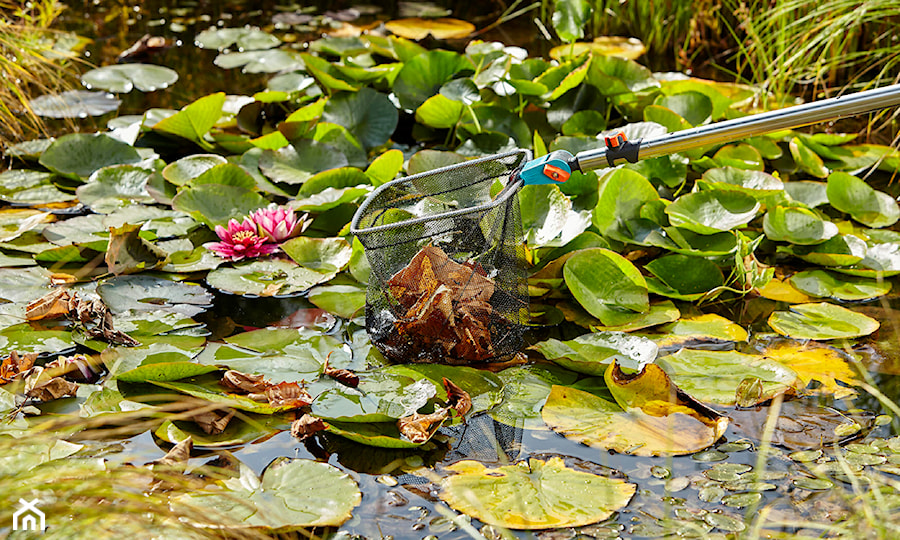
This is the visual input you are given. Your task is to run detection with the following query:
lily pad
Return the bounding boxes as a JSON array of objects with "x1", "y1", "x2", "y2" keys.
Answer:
[
  {"x1": 780, "y1": 234, "x2": 867, "y2": 266},
  {"x1": 97, "y1": 274, "x2": 213, "y2": 316},
  {"x1": 826, "y1": 171, "x2": 900, "y2": 228},
  {"x1": 656, "y1": 349, "x2": 799, "y2": 406},
  {"x1": 439, "y1": 457, "x2": 635, "y2": 530},
  {"x1": 205, "y1": 259, "x2": 332, "y2": 297},
  {"x1": 592, "y1": 168, "x2": 660, "y2": 244},
  {"x1": 650, "y1": 313, "x2": 748, "y2": 349},
  {"x1": 39, "y1": 133, "x2": 142, "y2": 180},
  {"x1": 564, "y1": 248, "x2": 648, "y2": 326},
  {"x1": 644, "y1": 254, "x2": 723, "y2": 299},
  {"x1": 214, "y1": 49, "x2": 305, "y2": 74},
  {"x1": 0, "y1": 170, "x2": 77, "y2": 205},
  {"x1": 116, "y1": 361, "x2": 219, "y2": 383},
  {"x1": 152, "y1": 92, "x2": 225, "y2": 149},
  {"x1": 162, "y1": 154, "x2": 227, "y2": 186},
  {"x1": 489, "y1": 364, "x2": 579, "y2": 429},
  {"x1": 322, "y1": 88, "x2": 398, "y2": 150},
  {"x1": 324, "y1": 419, "x2": 440, "y2": 449},
  {"x1": 194, "y1": 27, "x2": 280, "y2": 51},
  {"x1": 393, "y1": 50, "x2": 473, "y2": 110},
  {"x1": 760, "y1": 341, "x2": 858, "y2": 398},
  {"x1": 181, "y1": 458, "x2": 360, "y2": 529},
  {"x1": 386, "y1": 363, "x2": 504, "y2": 415},
  {"x1": 151, "y1": 377, "x2": 299, "y2": 414},
  {"x1": 258, "y1": 140, "x2": 348, "y2": 186},
  {"x1": 768, "y1": 302, "x2": 880, "y2": 340},
  {"x1": 531, "y1": 332, "x2": 658, "y2": 375},
  {"x1": 312, "y1": 372, "x2": 435, "y2": 423},
  {"x1": 789, "y1": 269, "x2": 891, "y2": 301},
  {"x1": 156, "y1": 413, "x2": 289, "y2": 448},
  {"x1": 29, "y1": 90, "x2": 120, "y2": 118},
  {"x1": 763, "y1": 206, "x2": 838, "y2": 245},
  {"x1": 81, "y1": 64, "x2": 179, "y2": 93},
  {"x1": 0, "y1": 323, "x2": 73, "y2": 356},
  {"x1": 384, "y1": 17, "x2": 474, "y2": 40},
  {"x1": 76, "y1": 165, "x2": 157, "y2": 213},
  {"x1": 665, "y1": 190, "x2": 759, "y2": 234}
]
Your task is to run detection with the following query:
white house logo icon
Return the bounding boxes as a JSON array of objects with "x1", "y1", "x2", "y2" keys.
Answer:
[{"x1": 13, "y1": 498, "x2": 45, "y2": 532}]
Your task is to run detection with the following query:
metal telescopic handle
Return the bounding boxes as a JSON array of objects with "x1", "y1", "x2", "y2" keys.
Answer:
[{"x1": 574, "y1": 83, "x2": 900, "y2": 172}]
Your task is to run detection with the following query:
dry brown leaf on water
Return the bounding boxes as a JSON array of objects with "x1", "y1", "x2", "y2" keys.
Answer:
[
  {"x1": 264, "y1": 381, "x2": 312, "y2": 410},
  {"x1": 191, "y1": 409, "x2": 235, "y2": 435},
  {"x1": 397, "y1": 406, "x2": 450, "y2": 444},
  {"x1": 220, "y1": 370, "x2": 269, "y2": 393},
  {"x1": 25, "y1": 288, "x2": 72, "y2": 321},
  {"x1": 25, "y1": 288, "x2": 139, "y2": 346},
  {"x1": 323, "y1": 356, "x2": 359, "y2": 387},
  {"x1": 26, "y1": 376, "x2": 78, "y2": 402},
  {"x1": 290, "y1": 414, "x2": 327, "y2": 441},
  {"x1": 442, "y1": 377, "x2": 471, "y2": 417},
  {"x1": 0, "y1": 351, "x2": 37, "y2": 384},
  {"x1": 151, "y1": 437, "x2": 193, "y2": 467}
]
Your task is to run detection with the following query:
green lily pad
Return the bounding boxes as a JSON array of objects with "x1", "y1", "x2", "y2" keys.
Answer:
[
  {"x1": 531, "y1": 332, "x2": 658, "y2": 375},
  {"x1": 592, "y1": 168, "x2": 660, "y2": 245},
  {"x1": 151, "y1": 377, "x2": 298, "y2": 414},
  {"x1": 789, "y1": 269, "x2": 891, "y2": 301},
  {"x1": 826, "y1": 171, "x2": 900, "y2": 228},
  {"x1": 393, "y1": 49, "x2": 473, "y2": 110},
  {"x1": 171, "y1": 167, "x2": 269, "y2": 228},
  {"x1": 655, "y1": 91, "x2": 712, "y2": 127},
  {"x1": 281, "y1": 236, "x2": 351, "y2": 274},
  {"x1": 587, "y1": 54, "x2": 657, "y2": 96},
  {"x1": 699, "y1": 167, "x2": 784, "y2": 198},
  {"x1": 156, "y1": 413, "x2": 289, "y2": 448},
  {"x1": 324, "y1": 419, "x2": 439, "y2": 448},
  {"x1": 76, "y1": 165, "x2": 157, "y2": 213},
  {"x1": 152, "y1": 93, "x2": 225, "y2": 149},
  {"x1": 323, "y1": 88, "x2": 398, "y2": 150},
  {"x1": 489, "y1": 364, "x2": 579, "y2": 429},
  {"x1": 439, "y1": 457, "x2": 635, "y2": 530},
  {"x1": 0, "y1": 323, "x2": 73, "y2": 356},
  {"x1": 564, "y1": 248, "x2": 648, "y2": 326},
  {"x1": 763, "y1": 206, "x2": 838, "y2": 245},
  {"x1": 713, "y1": 144, "x2": 764, "y2": 170},
  {"x1": 290, "y1": 185, "x2": 370, "y2": 213},
  {"x1": 81, "y1": 64, "x2": 179, "y2": 93},
  {"x1": 205, "y1": 259, "x2": 333, "y2": 297},
  {"x1": 39, "y1": 133, "x2": 142, "y2": 180},
  {"x1": 0, "y1": 266, "x2": 51, "y2": 304},
  {"x1": 780, "y1": 234, "x2": 867, "y2": 266},
  {"x1": 308, "y1": 284, "x2": 365, "y2": 319},
  {"x1": 650, "y1": 313, "x2": 748, "y2": 349},
  {"x1": 29, "y1": 90, "x2": 120, "y2": 119},
  {"x1": 215, "y1": 49, "x2": 305, "y2": 74},
  {"x1": 385, "y1": 363, "x2": 504, "y2": 415},
  {"x1": 768, "y1": 302, "x2": 880, "y2": 340},
  {"x1": 116, "y1": 361, "x2": 219, "y2": 383},
  {"x1": 656, "y1": 349, "x2": 799, "y2": 406},
  {"x1": 181, "y1": 457, "x2": 360, "y2": 529},
  {"x1": 790, "y1": 136, "x2": 829, "y2": 178},
  {"x1": 194, "y1": 27, "x2": 280, "y2": 50},
  {"x1": 311, "y1": 371, "x2": 435, "y2": 422},
  {"x1": 0, "y1": 169, "x2": 77, "y2": 205},
  {"x1": 666, "y1": 190, "x2": 759, "y2": 234},
  {"x1": 784, "y1": 181, "x2": 829, "y2": 207},
  {"x1": 644, "y1": 254, "x2": 723, "y2": 298},
  {"x1": 162, "y1": 154, "x2": 228, "y2": 186},
  {"x1": 520, "y1": 184, "x2": 586, "y2": 247},
  {"x1": 647, "y1": 227, "x2": 739, "y2": 257},
  {"x1": 296, "y1": 167, "x2": 369, "y2": 198},
  {"x1": 258, "y1": 140, "x2": 348, "y2": 186},
  {"x1": 97, "y1": 274, "x2": 213, "y2": 316}
]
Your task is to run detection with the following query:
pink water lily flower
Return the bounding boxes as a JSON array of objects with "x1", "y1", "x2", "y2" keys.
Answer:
[
  {"x1": 205, "y1": 217, "x2": 278, "y2": 261},
  {"x1": 251, "y1": 204, "x2": 307, "y2": 243}
]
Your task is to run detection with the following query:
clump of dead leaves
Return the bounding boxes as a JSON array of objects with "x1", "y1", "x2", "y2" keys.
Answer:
[
  {"x1": 383, "y1": 245, "x2": 509, "y2": 364},
  {"x1": 25, "y1": 287, "x2": 138, "y2": 346}
]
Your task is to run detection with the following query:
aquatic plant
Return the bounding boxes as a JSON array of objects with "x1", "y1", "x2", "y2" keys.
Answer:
[{"x1": 251, "y1": 204, "x2": 306, "y2": 243}]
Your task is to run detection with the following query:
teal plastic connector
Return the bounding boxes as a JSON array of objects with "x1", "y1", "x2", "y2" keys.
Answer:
[{"x1": 518, "y1": 150, "x2": 575, "y2": 186}]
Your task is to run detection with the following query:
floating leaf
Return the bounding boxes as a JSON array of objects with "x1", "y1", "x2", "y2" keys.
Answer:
[
  {"x1": 439, "y1": 457, "x2": 635, "y2": 530},
  {"x1": 542, "y1": 381, "x2": 725, "y2": 456},
  {"x1": 215, "y1": 49, "x2": 305, "y2": 74},
  {"x1": 81, "y1": 64, "x2": 179, "y2": 93},
  {"x1": 549, "y1": 36, "x2": 645, "y2": 61},
  {"x1": 780, "y1": 234, "x2": 867, "y2": 266},
  {"x1": 650, "y1": 314, "x2": 748, "y2": 349},
  {"x1": 116, "y1": 361, "x2": 219, "y2": 383},
  {"x1": 162, "y1": 154, "x2": 227, "y2": 186},
  {"x1": 308, "y1": 284, "x2": 365, "y2": 319},
  {"x1": 194, "y1": 27, "x2": 280, "y2": 50},
  {"x1": 311, "y1": 372, "x2": 435, "y2": 423},
  {"x1": 384, "y1": 17, "x2": 474, "y2": 40},
  {"x1": 323, "y1": 88, "x2": 398, "y2": 150},
  {"x1": 181, "y1": 458, "x2": 360, "y2": 529},
  {"x1": 760, "y1": 341, "x2": 859, "y2": 398},
  {"x1": 393, "y1": 50, "x2": 473, "y2": 110},
  {"x1": 0, "y1": 324, "x2": 73, "y2": 356},
  {"x1": 656, "y1": 349, "x2": 799, "y2": 406},
  {"x1": 386, "y1": 363, "x2": 504, "y2": 415},
  {"x1": 105, "y1": 222, "x2": 169, "y2": 275},
  {"x1": 29, "y1": 90, "x2": 120, "y2": 118},
  {"x1": 531, "y1": 332, "x2": 658, "y2": 375},
  {"x1": 826, "y1": 171, "x2": 900, "y2": 228},
  {"x1": 755, "y1": 277, "x2": 813, "y2": 303},
  {"x1": 713, "y1": 144, "x2": 764, "y2": 170},
  {"x1": 593, "y1": 168, "x2": 660, "y2": 244},
  {"x1": 784, "y1": 181, "x2": 829, "y2": 207},
  {"x1": 644, "y1": 254, "x2": 723, "y2": 300},
  {"x1": 790, "y1": 136, "x2": 829, "y2": 178},
  {"x1": 789, "y1": 269, "x2": 891, "y2": 301},
  {"x1": 97, "y1": 274, "x2": 213, "y2": 316},
  {"x1": 156, "y1": 413, "x2": 288, "y2": 448},
  {"x1": 0, "y1": 170, "x2": 77, "y2": 205},
  {"x1": 39, "y1": 133, "x2": 142, "y2": 180},
  {"x1": 564, "y1": 248, "x2": 648, "y2": 326},
  {"x1": 489, "y1": 364, "x2": 578, "y2": 429},
  {"x1": 152, "y1": 92, "x2": 225, "y2": 148},
  {"x1": 551, "y1": 0, "x2": 590, "y2": 42},
  {"x1": 258, "y1": 140, "x2": 348, "y2": 186},
  {"x1": 763, "y1": 206, "x2": 838, "y2": 245},
  {"x1": 665, "y1": 190, "x2": 759, "y2": 234},
  {"x1": 768, "y1": 302, "x2": 879, "y2": 340},
  {"x1": 76, "y1": 165, "x2": 157, "y2": 213},
  {"x1": 205, "y1": 259, "x2": 332, "y2": 297}
]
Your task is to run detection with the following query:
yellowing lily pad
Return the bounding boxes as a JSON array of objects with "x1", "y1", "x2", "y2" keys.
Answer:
[
  {"x1": 761, "y1": 341, "x2": 859, "y2": 398},
  {"x1": 651, "y1": 313, "x2": 748, "y2": 348},
  {"x1": 768, "y1": 302, "x2": 880, "y2": 340},
  {"x1": 549, "y1": 37, "x2": 646, "y2": 61},
  {"x1": 384, "y1": 18, "x2": 475, "y2": 40},
  {"x1": 755, "y1": 277, "x2": 813, "y2": 303},
  {"x1": 542, "y1": 384, "x2": 724, "y2": 456},
  {"x1": 439, "y1": 457, "x2": 635, "y2": 529}
]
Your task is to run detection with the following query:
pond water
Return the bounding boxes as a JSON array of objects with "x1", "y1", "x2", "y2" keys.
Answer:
[{"x1": 4, "y1": 1, "x2": 900, "y2": 538}]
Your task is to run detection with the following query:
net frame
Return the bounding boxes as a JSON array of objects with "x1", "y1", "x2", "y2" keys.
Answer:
[{"x1": 350, "y1": 149, "x2": 532, "y2": 365}]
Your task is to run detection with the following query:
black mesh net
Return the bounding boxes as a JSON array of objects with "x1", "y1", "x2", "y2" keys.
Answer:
[{"x1": 352, "y1": 150, "x2": 530, "y2": 365}]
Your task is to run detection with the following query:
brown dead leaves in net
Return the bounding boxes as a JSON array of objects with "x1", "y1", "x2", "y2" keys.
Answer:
[
  {"x1": 25, "y1": 288, "x2": 139, "y2": 347},
  {"x1": 387, "y1": 245, "x2": 500, "y2": 363}
]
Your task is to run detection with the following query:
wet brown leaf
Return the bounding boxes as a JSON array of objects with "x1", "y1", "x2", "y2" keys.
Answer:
[
  {"x1": 105, "y1": 222, "x2": 169, "y2": 276},
  {"x1": 24, "y1": 288, "x2": 139, "y2": 346},
  {"x1": 220, "y1": 370, "x2": 269, "y2": 393},
  {"x1": 323, "y1": 356, "x2": 359, "y2": 387},
  {"x1": 153, "y1": 437, "x2": 193, "y2": 467},
  {"x1": 290, "y1": 414, "x2": 327, "y2": 441},
  {"x1": 25, "y1": 288, "x2": 72, "y2": 321},
  {"x1": 264, "y1": 382, "x2": 312, "y2": 410},
  {"x1": 192, "y1": 409, "x2": 235, "y2": 435},
  {"x1": 0, "y1": 351, "x2": 37, "y2": 384},
  {"x1": 442, "y1": 377, "x2": 471, "y2": 417},
  {"x1": 118, "y1": 34, "x2": 175, "y2": 63},
  {"x1": 397, "y1": 406, "x2": 450, "y2": 444}
]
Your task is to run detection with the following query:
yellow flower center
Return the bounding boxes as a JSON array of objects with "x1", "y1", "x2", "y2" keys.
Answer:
[{"x1": 232, "y1": 230, "x2": 256, "y2": 242}]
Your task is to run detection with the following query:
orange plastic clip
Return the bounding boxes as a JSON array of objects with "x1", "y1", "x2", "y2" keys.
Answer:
[
  {"x1": 605, "y1": 131, "x2": 627, "y2": 149},
  {"x1": 542, "y1": 163, "x2": 570, "y2": 183}
]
